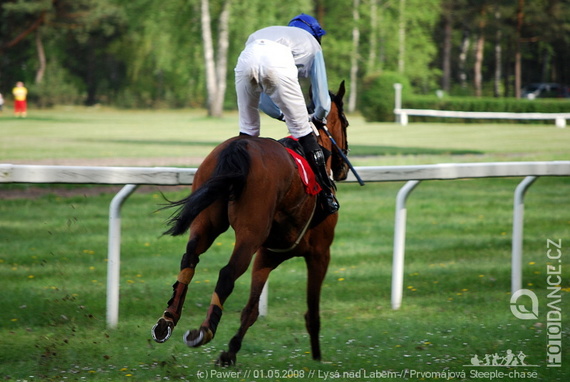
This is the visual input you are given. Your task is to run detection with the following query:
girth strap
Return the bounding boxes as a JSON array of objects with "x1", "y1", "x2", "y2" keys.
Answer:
[{"x1": 267, "y1": 199, "x2": 317, "y2": 253}]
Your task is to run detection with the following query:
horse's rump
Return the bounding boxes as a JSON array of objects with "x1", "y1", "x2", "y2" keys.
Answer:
[{"x1": 164, "y1": 136, "x2": 315, "y2": 250}]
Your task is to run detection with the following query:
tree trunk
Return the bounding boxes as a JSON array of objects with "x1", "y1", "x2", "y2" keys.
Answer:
[
  {"x1": 348, "y1": 0, "x2": 360, "y2": 113},
  {"x1": 458, "y1": 29, "x2": 470, "y2": 89},
  {"x1": 515, "y1": 0, "x2": 524, "y2": 99},
  {"x1": 35, "y1": 29, "x2": 46, "y2": 85},
  {"x1": 201, "y1": 0, "x2": 231, "y2": 117},
  {"x1": 473, "y1": 8, "x2": 486, "y2": 97},
  {"x1": 398, "y1": 0, "x2": 406, "y2": 73},
  {"x1": 474, "y1": 33, "x2": 485, "y2": 97},
  {"x1": 366, "y1": 0, "x2": 378, "y2": 73},
  {"x1": 494, "y1": 11, "x2": 502, "y2": 97},
  {"x1": 442, "y1": 11, "x2": 452, "y2": 93},
  {"x1": 201, "y1": 0, "x2": 217, "y2": 117},
  {"x1": 212, "y1": 0, "x2": 231, "y2": 117},
  {"x1": 315, "y1": 0, "x2": 325, "y2": 23}
]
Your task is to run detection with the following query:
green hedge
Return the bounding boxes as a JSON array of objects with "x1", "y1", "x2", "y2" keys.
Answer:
[
  {"x1": 359, "y1": 74, "x2": 570, "y2": 123},
  {"x1": 359, "y1": 71, "x2": 412, "y2": 122}
]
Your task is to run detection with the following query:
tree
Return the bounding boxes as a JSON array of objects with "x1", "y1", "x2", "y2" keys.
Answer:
[
  {"x1": 514, "y1": 0, "x2": 524, "y2": 98},
  {"x1": 473, "y1": 2, "x2": 488, "y2": 97},
  {"x1": 2, "y1": 0, "x2": 569, "y2": 111},
  {"x1": 348, "y1": 0, "x2": 360, "y2": 113},
  {"x1": 0, "y1": 0, "x2": 125, "y2": 105},
  {"x1": 201, "y1": 0, "x2": 231, "y2": 117},
  {"x1": 398, "y1": 0, "x2": 406, "y2": 74},
  {"x1": 440, "y1": 0, "x2": 453, "y2": 93}
]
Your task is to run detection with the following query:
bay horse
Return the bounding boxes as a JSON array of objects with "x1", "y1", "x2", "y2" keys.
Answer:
[{"x1": 151, "y1": 81, "x2": 350, "y2": 366}]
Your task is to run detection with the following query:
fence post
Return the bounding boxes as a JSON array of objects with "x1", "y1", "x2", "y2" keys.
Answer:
[
  {"x1": 511, "y1": 176, "x2": 537, "y2": 294},
  {"x1": 394, "y1": 83, "x2": 403, "y2": 124},
  {"x1": 107, "y1": 184, "x2": 139, "y2": 328},
  {"x1": 391, "y1": 180, "x2": 421, "y2": 310}
]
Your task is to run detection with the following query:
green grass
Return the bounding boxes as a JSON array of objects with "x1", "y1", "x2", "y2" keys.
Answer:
[
  {"x1": 1, "y1": 108, "x2": 569, "y2": 381},
  {"x1": 1, "y1": 107, "x2": 569, "y2": 165}
]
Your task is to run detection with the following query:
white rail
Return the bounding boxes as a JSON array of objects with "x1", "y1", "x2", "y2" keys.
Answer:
[
  {"x1": 0, "y1": 164, "x2": 196, "y2": 184},
  {"x1": 392, "y1": 83, "x2": 569, "y2": 128},
  {"x1": 394, "y1": 108, "x2": 569, "y2": 128},
  {"x1": 1, "y1": 162, "x2": 569, "y2": 324}
]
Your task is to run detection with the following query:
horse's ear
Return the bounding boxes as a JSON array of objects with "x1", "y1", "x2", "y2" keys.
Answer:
[{"x1": 337, "y1": 81, "x2": 346, "y2": 100}]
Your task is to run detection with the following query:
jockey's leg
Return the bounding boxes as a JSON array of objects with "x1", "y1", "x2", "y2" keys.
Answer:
[{"x1": 298, "y1": 133, "x2": 339, "y2": 214}]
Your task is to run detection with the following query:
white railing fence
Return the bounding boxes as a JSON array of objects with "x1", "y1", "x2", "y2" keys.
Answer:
[
  {"x1": 392, "y1": 83, "x2": 569, "y2": 128},
  {"x1": 1, "y1": 162, "x2": 569, "y2": 327}
]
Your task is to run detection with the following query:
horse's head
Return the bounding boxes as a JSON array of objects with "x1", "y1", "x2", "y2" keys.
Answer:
[{"x1": 325, "y1": 81, "x2": 350, "y2": 182}]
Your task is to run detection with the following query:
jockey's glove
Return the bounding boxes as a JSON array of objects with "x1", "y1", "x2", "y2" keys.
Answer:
[{"x1": 310, "y1": 114, "x2": 326, "y2": 128}]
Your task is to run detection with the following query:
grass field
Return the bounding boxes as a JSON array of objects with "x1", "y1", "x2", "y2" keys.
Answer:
[{"x1": 1, "y1": 108, "x2": 569, "y2": 381}]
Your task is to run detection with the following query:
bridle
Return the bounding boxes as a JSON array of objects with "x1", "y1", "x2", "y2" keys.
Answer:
[{"x1": 317, "y1": 101, "x2": 364, "y2": 186}]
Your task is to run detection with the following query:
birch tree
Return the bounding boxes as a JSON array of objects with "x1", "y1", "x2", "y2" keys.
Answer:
[
  {"x1": 348, "y1": 0, "x2": 360, "y2": 113},
  {"x1": 201, "y1": 0, "x2": 231, "y2": 117}
]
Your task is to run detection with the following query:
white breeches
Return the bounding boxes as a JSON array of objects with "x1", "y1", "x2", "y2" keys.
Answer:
[{"x1": 235, "y1": 39, "x2": 313, "y2": 138}]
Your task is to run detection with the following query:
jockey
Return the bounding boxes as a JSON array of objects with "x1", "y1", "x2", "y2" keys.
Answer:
[{"x1": 235, "y1": 13, "x2": 339, "y2": 214}]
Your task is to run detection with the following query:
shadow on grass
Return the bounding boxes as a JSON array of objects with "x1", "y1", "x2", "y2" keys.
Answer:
[
  {"x1": 80, "y1": 139, "x2": 224, "y2": 147},
  {"x1": 82, "y1": 140, "x2": 484, "y2": 156},
  {"x1": 350, "y1": 144, "x2": 484, "y2": 157}
]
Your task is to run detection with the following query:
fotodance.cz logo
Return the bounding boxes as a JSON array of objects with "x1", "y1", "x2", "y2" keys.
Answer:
[
  {"x1": 509, "y1": 238, "x2": 563, "y2": 368},
  {"x1": 510, "y1": 289, "x2": 539, "y2": 320}
]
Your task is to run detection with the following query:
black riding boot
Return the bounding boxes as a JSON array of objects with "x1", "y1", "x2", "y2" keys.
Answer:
[{"x1": 298, "y1": 133, "x2": 340, "y2": 214}]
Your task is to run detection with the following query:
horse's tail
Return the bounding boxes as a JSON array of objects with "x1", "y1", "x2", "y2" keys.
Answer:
[{"x1": 164, "y1": 139, "x2": 251, "y2": 236}]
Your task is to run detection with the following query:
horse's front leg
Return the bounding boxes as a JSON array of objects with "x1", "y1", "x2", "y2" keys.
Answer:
[
  {"x1": 304, "y1": 248, "x2": 330, "y2": 361},
  {"x1": 217, "y1": 249, "x2": 290, "y2": 366},
  {"x1": 151, "y1": 242, "x2": 201, "y2": 343}
]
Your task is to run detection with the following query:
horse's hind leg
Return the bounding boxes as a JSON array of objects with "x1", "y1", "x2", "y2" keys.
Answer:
[
  {"x1": 152, "y1": 208, "x2": 228, "y2": 343},
  {"x1": 304, "y1": 249, "x2": 331, "y2": 361},
  {"x1": 217, "y1": 249, "x2": 290, "y2": 366},
  {"x1": 182, "y1": 240, "x2": 261, "y2": 349},
  {"x1": 151, "y1": 238, "x2": 201, "y2": 343}
]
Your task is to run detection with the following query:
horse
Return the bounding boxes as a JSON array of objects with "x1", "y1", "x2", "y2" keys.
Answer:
[{"x1": 151, "y1": 81, "x2": 350, "y2": 366}]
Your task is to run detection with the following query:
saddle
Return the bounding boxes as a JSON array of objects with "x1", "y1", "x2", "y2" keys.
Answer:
[{"x1": 278, "y1": 136, "x2": 331, "y2": 196}]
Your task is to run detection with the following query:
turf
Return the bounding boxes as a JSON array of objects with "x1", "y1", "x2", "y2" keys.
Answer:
[{"x1": 0, "y1": 108, "x2": 569, "y2": 381}]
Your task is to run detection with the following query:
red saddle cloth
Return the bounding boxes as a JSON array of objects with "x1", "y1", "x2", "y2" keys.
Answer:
[{"x1": 284, "y1": 148, "x2": 322, "y2": 196}]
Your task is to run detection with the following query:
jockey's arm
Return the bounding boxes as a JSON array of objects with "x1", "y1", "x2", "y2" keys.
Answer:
[
  {"x1": 310, "y1": 50, "x2": 331, "y2": 122},
  {"x1": 259, "y1": 93, "x2": 285, "y2": 121}
]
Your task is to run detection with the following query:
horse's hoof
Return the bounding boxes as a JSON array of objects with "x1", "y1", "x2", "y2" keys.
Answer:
[
  {"x1": 183, "y1": 327, "x2": 213, "y2": 347},
  {"x1": 151, "y1": 317, "x2": 174, "y2": 343},
  {"x1": 216, "y1": 351, "x2": 236, "y2": 367}
]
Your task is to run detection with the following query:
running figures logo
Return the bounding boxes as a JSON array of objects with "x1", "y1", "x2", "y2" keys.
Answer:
[{"x1": 466, "y1": 349, "x2": 539, "y2": 367}]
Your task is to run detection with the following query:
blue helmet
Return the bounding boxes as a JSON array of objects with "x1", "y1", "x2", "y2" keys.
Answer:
[{"x1": 288, "y1": 13, "x2": 326, "y2": 41}]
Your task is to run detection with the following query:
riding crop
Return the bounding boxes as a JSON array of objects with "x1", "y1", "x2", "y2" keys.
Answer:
[{"x1": 321, "y1": 124, "x2": 365, "y2": 186}]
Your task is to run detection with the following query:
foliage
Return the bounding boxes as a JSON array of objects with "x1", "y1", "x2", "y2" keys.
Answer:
[
  {"x1": 27, "y1": 61, "x2": 84, "y2": 107},
  {"x1": 360, "y1": 77, "x2": 570, "y2": 122},
  {"x1": 1, "y1": 0, "x2": 569, "y2": 111},
  {"x1": 359, "y1": 71, "x2": 411, "y2": 122}
]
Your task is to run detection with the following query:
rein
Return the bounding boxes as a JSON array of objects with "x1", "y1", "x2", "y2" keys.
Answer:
[{"x1": 317, "y1": 123, "x2": 365, "y2": 186}]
